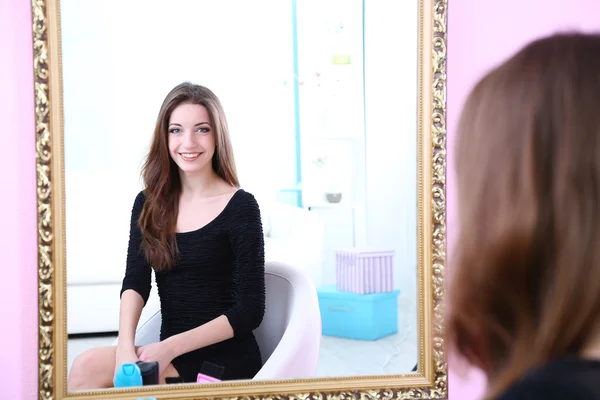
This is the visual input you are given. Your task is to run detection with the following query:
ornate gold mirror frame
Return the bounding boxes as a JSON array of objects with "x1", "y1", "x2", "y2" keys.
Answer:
[{"x1": 33, "y1": 0, "x2": 447, "y2": 398}]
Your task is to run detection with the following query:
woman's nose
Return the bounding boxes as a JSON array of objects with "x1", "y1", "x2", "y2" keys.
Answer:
[{"x1": 183, "y1": 131, "x2": 196, "y2": 148}]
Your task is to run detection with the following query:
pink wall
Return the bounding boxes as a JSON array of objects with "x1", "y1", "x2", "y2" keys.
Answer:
[
  {"x1": 446, "y1": 0, "x2": 600, "y2": 399},
  {"x1": 0, "y1": 0, "x2": 39, "y2": 398},
  {"x1": 2, "y1": 0, "x2": 600, "y2": 398}
]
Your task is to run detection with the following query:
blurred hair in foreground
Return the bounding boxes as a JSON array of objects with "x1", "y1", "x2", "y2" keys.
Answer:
[{"x1": 446, "y1": 32, "x2": 600, "y2": 399}]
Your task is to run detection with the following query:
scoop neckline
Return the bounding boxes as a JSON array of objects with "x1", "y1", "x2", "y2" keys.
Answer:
[{"x1": 174, "y1": 189, "x2": 244, "y2": 236}]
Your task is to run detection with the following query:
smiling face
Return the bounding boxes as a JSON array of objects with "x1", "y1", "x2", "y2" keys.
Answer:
[{"x1": 167, "y1": 102, "x2": 216, "y2": 175}]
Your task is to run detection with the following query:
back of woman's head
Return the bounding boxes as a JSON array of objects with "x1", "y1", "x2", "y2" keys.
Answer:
[{"x1": 448, "y1": 32, "x2": 600, "y2": 398}]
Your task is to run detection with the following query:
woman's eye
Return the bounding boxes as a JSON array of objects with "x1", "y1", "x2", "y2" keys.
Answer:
[
  {"x1": 169, "y1": 128, "x2": 181, "y2": 134},
  {"x1": 197, "y1": 127, "x2": 210, "y2": 133}
]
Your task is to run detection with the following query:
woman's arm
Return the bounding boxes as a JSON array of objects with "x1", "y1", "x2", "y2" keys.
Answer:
[
  {"x1": 163, "y1": 192, "x2": 265, "y2": 358},
  {"x1": 118, "y1": 191, "x2": 152, "y2": 350},
  {"x1": 163, "y1": 315, "x2": 234, "y2": 358},
  {"x1": 117, "y1": 290, "x2": 145, "y2": 351}
]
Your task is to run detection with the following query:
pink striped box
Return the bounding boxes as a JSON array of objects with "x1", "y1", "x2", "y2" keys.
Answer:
[{"x1": 335, "y1": 248, "x2": 395, "y2": 294}]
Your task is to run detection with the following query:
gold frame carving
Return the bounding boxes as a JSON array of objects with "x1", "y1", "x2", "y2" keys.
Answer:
[{"x1": 33, "y1": 0, "x2": 447, "y2": 398}]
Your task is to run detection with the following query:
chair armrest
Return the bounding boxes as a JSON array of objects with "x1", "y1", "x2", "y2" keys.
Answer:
[{"x1": 253, "y1": 262, "x2": 322, "y2": 380}]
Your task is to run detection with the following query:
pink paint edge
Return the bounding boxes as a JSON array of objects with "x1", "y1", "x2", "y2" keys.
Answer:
[{"x1": 0, "y1": 0, "x2": 38, "y2": 398}]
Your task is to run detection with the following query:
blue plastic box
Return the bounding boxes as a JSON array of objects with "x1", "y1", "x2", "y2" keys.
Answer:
[{"x1": 317, "y1": 285, "x2": 400, "y2": 340}]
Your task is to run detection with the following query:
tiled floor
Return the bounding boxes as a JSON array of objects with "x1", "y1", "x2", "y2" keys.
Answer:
[{"x1": 67, "y1": 296, "x2": 418, "y2": 378}]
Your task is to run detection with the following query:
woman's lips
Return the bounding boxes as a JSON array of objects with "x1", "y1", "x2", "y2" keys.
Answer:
[{"x1": 180, "y1": 152, "x2": 201, "y2": 161}]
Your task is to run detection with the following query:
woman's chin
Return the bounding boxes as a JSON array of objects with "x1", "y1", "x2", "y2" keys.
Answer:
[{"x1": 176, "y1": 162, "x2": 209, "y2": 175}]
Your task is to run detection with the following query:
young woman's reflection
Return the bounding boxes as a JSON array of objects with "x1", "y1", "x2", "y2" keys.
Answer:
[{"x1": 68, "y1": 83, "x2": 265, "y2": 389}]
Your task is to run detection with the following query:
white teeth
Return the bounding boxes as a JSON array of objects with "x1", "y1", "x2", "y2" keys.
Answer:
[{"x1": 181, "y1": 153, "x2": 200, "y2": 158}]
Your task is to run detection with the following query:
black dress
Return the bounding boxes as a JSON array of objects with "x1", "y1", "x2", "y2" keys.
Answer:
[
  {"x1": 496, "y1": 357, "x2": 600, "y2": 399},
  {"x1": 120, "y1": 189, "x2": 265, "y2": 382}
]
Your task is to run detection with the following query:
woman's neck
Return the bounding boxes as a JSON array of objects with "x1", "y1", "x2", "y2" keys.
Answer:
[{"x1": 179, "y1": 168, "x2": 220, "y2": 198}]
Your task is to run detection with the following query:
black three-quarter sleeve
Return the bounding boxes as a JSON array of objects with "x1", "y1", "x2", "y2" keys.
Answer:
[
  {"x1": 119, "y1": 191, "x2": 152, "y2": 305},
  {"x1": 224, "y1": 192, "x2": 266, "y2": 336}
]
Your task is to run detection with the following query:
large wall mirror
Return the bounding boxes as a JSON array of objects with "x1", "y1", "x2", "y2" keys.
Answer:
[{"x1": 34, "y1": 0, "x2": 447, "y2": 398}]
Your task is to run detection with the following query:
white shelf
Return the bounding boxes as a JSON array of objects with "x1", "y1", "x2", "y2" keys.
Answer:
[{"x1": 306, "y1": 202, "x2": 355, "y2": 209}]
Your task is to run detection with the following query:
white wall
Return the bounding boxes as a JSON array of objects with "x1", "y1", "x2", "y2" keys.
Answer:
[{"x1": 364, "y1": 0, "x2": 419, "y2": 301}]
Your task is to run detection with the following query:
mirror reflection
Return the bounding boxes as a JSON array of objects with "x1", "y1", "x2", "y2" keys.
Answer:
[{"x1": 63, "y1": 0, "x2": 419, "y2": 391}]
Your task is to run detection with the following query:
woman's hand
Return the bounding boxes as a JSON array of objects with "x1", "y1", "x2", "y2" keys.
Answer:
[
  {"x1": 114, "y1": 346, "x2": 140, "y2": 384},
  {"x1": 136, "y1": 341, "x2": 176, "y2": 376}
]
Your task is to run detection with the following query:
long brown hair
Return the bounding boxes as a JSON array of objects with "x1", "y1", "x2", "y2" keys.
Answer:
[
  {"x1": 139, "y1": 82, "x2": 239, "y2": 271},
  {"x1": 447, "y1": 32, "x2": 600, "y2": 399}
]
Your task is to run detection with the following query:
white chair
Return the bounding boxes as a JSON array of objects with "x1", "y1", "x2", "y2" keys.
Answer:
[{"x1": 123, "y1": 261, "x2": 322, "y2": 380}]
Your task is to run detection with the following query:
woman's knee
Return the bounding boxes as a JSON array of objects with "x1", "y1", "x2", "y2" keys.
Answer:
[{"x1": 68, "y1": 347, "x2": 114, "y2": 389}]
